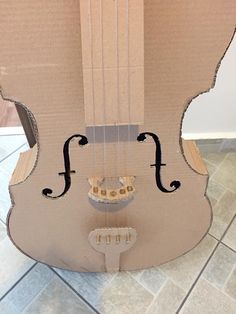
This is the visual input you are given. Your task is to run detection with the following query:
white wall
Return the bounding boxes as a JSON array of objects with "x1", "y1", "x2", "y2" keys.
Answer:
[{"x1": 182, "y1": 33, "x2": 236, "y2": 139}]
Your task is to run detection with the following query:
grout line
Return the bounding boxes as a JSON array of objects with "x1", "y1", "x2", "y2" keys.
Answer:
[
  {"x1": 203, "y1": 276, "x2": 236, "y2": 305},
  {"x1": 209, "y1": 153, "x2": 229, "y2": 180},
  {"x1": 0, "y1": 142, "x2": 27, "y2": 163},
  {"x1": 49, "y1": 267, "x2": 100, "y2": 314},
  {"x1": 202, "y1": 152, "x2": 229, "y2": 178},
  {"x1": 93, "y1": 271, "x2": 118, "y2": 295},
  {"x1": 221, "y1": 259, "x2": 236, "y2": 292},
  {"x1": 220, "y1": 214, "x2": 236, "y2": 254},
  {"x1": 20, "y1": 274, "x2": 54, "y2": 313},
  {"x1": 176, "y1": 246, "x2": 218, "y2": 313},
  {"x1": 132, "y1": 275, "x2": 161, "y2": 298},
  {"x1": 139, "y1": 269, "x2": 169, "y2": 298},
  {"x1": 0, "y1": 217, "x2": 6, "y2": 225},
  {"x1": 145, "y1": 296, "x2": 158, "y2": 314},
  {"x1": 144, "y1": 276, "x2": 170, "y2": 314},
  {"x1": 209, "y1": 177, "x2": 229, "y2": 194},
  {"x1": 224, "y1": 185, "x2": 236, "y2": 196},
  {"x1": 208, "y1": 232, "x2": 220, "y2": 242},
  {"x1": 0, "y1": 262, "x2": 37, "y2": 302},
  {"x1": 220, "y1": 242, "x2": 236, "y2": 254},
  {"x1": 202, "y1": 158, "x2": 218, "y2": 169},
  {"x1": 176, "y1": 215, "x2": 236, "y2": 313},
  {"x1": 208, "y1": 187, "x2": 228, "y2": 210}
]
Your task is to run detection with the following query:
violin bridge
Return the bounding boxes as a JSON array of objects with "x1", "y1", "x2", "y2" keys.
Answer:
[
  {"x1": 88, "y1": 227, "x2": 137, "y2": 272},
  {"x1": 88, "y1": 176, "x2": 135, "y2": 204}
]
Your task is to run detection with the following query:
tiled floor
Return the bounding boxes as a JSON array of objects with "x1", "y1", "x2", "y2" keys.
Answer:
[{"x1": 0, "y1": 135, "x2": 235, "y2": 314}]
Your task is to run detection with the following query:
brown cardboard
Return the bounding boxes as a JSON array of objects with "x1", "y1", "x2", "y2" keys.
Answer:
[
  {"x1": 1, "y1": 1, "x2": 236, "y2": 272},
  {"x1": 80, "y1": 0, "x2": 144, "y2": 126}
]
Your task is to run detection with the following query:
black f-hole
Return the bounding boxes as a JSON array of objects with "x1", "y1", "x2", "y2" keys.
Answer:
[
  {"x1": 42, "y1": 134, "x2": 88, "y2": 199},
  {"x1": 137, "y1": 132, "x2": 181, "y2": 193}
]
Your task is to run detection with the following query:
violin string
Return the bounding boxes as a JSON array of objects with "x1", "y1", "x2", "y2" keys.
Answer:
[
  {"x1": 116, "y1": 0, "x2": 121, "y2": 228},
  {"x1": 100, "y1": 0, "x2": 108, "y2": 227},
  {"x1": 127, "y1": 0, "x2": 131, "y2": 228},
  {"x1": 88, "y1": 0, "x2": 96, "y2": 191}
]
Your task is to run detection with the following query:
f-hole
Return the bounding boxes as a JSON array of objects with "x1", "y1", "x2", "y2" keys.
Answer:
[
  {"x1": 42, "y1": 134, "x2": 88, "y2": 199},
  {"x1": 137, "y1": 132, "x2": 181, "y2": 193}
]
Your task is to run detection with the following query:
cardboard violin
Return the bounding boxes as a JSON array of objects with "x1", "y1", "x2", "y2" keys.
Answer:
[{"x1": 1, "y1": 1, "x2": 236, "y2": 272}]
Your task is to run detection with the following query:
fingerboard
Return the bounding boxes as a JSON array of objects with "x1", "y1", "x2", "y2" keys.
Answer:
[{"x1": 80, "y1": 0, "x2": 144, "y2": 126}]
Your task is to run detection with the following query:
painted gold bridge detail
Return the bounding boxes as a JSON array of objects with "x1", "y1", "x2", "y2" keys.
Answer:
[{"x1": 88, "y1": 176, "x2": 135, "y2": 204}]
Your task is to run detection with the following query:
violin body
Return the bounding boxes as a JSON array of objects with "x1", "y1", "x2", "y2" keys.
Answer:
[{"x1": 1, "y1": 1, "x2": 236, "y2": 272}]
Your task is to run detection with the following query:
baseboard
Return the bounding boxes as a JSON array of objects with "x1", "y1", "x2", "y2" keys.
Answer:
[
  {"x1": 182, "y1": 132, "x2": 236, "y2": 140},
  {"x1": 0, "y1": 126, "x2": 24, "y2": 136}
]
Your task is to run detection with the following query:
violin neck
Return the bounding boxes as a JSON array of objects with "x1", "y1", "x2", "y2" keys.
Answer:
[{"x1": 80, "y1": 0, "x2": 144, "y2": 127}]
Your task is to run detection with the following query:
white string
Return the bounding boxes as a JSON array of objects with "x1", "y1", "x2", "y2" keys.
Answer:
[
  {"x1": 126, "y1": 0, "x2": 131, "y2": 227},
  {"x1": 127, "y1": 0, "x2": 131, "y2": 148},
  {"x1": 100, "y1": 0, "x2": 108, "y2": 227},
  {"x1": 88, "y1": 0, "x2": 96, "y2": 180},
  {"x1": 88, "y1": 0, "x2": 133, "y2": 229},
  {"x1": 116, "y1": 0, "x2": 121, "y2": 228}
]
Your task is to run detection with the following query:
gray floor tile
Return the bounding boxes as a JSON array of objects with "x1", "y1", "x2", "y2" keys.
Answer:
[
  {"x1": 202, "y1": 243, "x2": 236, "y2": 289},
  {"x1": 201, "y1": 152, "x2": 227, "y2": 167},
  {"x1": 0, "y1": 220, "x2": 6, "y2": 241},
  {"x1": 0, "y1": 263, "x2": 95, "y2": 314},
  {"x1": 0, "y1": 144, "x2": 28, "y2": 223},
  {"x1": 0, "y1": 264, "x2": 53, "y2": 313},
  {"x1": 99, "y1": 272, "x2": 153, "y2": 314},
  {"x1": 0, "y1": 233, "x2": 34, "y2": 299},
  {"x1": 224, "y1": 266, "x2": 236, "y2": 300},
  {"x1": 55, "y1": 267, "x2": 114, "y2": 308},
  {"x1": 26, "y1": 278, "x2": 94, "y2": 314},
  {"x1": 203, "y1": 159, "x2": 217, "y2": 176},
  {"x1": 128, "y1": 269, "x2": 144, "y2": 281},
  {"x1": 209, "y1": 218, "x2": 231, "y2": 241},
  {"x1": 180, "y1": 278, "x2": 236, "y2": 314},
  {"x1": 223, "y1": 217, "x2": 236, "y2": 252},
  {"x1": 209, "y1": 190, "x2": 236, "y2": 239},
  {"x1": 23, "y1": 276, "x2": 94, "y2": 314},
  {"x1": 159, "y1": 235, "x2": 217, "y2": 292},
  {"x1": 220, "y1": 139, "x2": 236, "y2": 152},
  {"x1": 211, "y1": 153, "x2": 236, "y2": 192},
  {"x1": 206, "y1": 178, "x2": 226, "y2": 203},
  {"x1": 139, "y1": 268, "x2": 167, "y2": 295},
  {"x1": 0, "y1": 135, "x2": 27, "y2": 162},
  {"x1": 146, "y1": 280, "x2": 185, "y2": 314}
]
